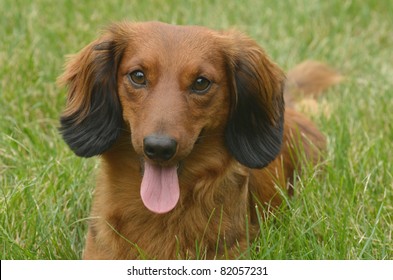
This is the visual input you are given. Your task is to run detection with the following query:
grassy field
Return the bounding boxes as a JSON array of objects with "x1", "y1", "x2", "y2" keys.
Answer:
[{"x1": 1, "y1": 0, "x2": 392, "y2": 260}]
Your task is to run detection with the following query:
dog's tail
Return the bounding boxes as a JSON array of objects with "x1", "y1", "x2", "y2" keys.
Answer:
[{"x1": 284, "y1": 60, "x2": 342, "y2": 107}]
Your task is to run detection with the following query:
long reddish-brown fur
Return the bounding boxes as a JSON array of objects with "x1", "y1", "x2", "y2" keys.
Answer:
[{"x1": 58, "y1": 21, "x2": 340, "y2": 259}]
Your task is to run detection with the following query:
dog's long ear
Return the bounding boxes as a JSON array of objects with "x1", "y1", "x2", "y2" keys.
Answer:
[
  {"x1": 58, "y1": 31, "x2": 126, "y2": 157},
  {"x1": 224, "y1": 33, "x2": 286, "y2": 168}
]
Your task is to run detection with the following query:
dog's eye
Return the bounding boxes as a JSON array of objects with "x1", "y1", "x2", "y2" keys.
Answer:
[
  {"x1": 191, "y1": 77, "x2": 211, "y2": 94},
  {"x1": 128, "y1": 70, "x2": 147, "y2": 87}
]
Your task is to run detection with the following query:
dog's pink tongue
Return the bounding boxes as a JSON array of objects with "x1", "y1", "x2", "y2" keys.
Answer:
[{"x1": 140, "y1": 162, "x2": 180, "y2": 214}]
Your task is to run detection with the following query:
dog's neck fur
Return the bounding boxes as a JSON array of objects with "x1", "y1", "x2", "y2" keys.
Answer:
[{"x1": 89, "y1": 131, "x2": 252, "y2": 259}]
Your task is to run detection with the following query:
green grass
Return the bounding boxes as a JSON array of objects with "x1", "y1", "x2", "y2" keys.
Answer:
[{"x1": 1, "y1": 0, "x2": 392, "y2": 259}]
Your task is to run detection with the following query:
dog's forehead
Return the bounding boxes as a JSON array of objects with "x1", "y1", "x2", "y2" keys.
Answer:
[
  {"x1": 138, "y1": 22, "x2": 218, "y2": 46},
  {"x1": 121, "y1": 22, "x2": 224, "y2": 66}
]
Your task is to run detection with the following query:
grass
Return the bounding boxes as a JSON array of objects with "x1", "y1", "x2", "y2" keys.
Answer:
[{"x1": 0, "y1": 0, "x2": 392, "y2": 260}]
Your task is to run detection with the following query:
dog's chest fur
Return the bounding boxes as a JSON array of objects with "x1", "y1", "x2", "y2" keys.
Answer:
[{"x1": 86, "y1": 141, "x2": 252, "y2": 259}]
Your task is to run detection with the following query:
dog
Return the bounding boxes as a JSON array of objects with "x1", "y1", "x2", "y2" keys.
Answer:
[{"x1": 58, "y1": 21, "x2": 341, "y2": 259}]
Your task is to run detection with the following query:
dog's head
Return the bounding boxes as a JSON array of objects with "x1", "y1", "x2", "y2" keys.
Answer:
[{"x1": 59, "y1": 22, "x2": 285, "y2": 213}]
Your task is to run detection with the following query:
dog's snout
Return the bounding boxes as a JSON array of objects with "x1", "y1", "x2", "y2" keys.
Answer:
[{"x1": 143, "y1": 135, "x2": 178, "y2": 161}]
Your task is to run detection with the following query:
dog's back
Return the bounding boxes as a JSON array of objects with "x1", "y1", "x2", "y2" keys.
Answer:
[{"x1": 249, "y1": 61, "x2": 341, "y2": 211}]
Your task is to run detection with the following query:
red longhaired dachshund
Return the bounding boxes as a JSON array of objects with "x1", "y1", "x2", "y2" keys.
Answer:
[{"x1": 58, "y1": 21, "x2": 340, "y2": 259}]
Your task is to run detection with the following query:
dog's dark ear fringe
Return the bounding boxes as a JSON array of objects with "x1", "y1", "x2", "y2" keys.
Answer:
[
  {"x1": 225, "y1": 42, "x2": 285, "y2": 169},
  {"x1": 59, "y1": 40, "x2": 124, "y2": 157}
]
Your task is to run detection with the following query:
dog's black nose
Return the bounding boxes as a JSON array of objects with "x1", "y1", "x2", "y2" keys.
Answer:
[{"x1": 143, "y1": 135, "x2": 178, "y2": 161}]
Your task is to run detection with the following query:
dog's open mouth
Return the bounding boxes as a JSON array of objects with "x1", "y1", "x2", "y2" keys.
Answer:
[{"x1": 140, "y1": 161, "x2": 180, "y2": 214}]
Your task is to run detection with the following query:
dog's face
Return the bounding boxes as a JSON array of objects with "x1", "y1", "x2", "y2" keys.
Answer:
[
  {"x1": 117, "y1": 24, "x2": 231, "y2": 165},
  {"x1": 59, "y1": 22, "x2": 285, "y2": 213}
]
